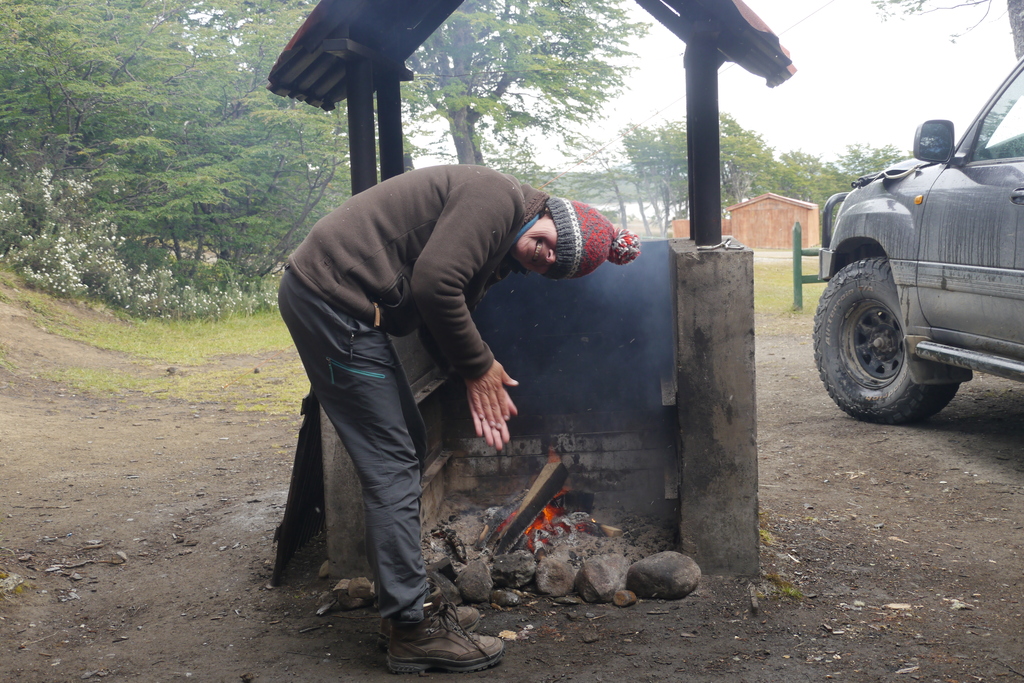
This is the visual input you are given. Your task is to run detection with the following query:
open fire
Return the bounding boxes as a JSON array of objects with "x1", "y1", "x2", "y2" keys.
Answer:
[
  {"x1": 515, "y1": 488, "x2": 604, "y2": 553},
  {"x1": 480, "y1": 451, "x2": 620, "y2": 556}
]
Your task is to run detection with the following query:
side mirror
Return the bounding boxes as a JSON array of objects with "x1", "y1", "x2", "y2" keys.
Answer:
[{"x1": 914, "y1": 120, "x2": 955, "y2": 163}]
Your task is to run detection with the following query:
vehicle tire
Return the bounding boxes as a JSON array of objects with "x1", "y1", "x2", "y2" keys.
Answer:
[{"x1": 812, "y1": 257, "x2": 959, "y2": 424}]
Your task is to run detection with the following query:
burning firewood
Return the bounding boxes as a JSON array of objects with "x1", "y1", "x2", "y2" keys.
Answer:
[{"x1": 494, "y1": 460, "x2": 569, "y2": 555}]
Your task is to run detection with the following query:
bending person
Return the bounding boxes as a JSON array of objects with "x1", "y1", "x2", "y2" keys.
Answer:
[{"x1": 278, "y1": 164, "x2": 640, "y2": 674}]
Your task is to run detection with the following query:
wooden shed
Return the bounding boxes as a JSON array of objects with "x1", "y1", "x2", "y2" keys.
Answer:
[{"x1": 726, "y1": 193, "x2": 819, "y2": 249}]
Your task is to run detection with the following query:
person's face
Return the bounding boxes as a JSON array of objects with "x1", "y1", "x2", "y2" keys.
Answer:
[{"x1": 511, "y1": 214, "x2": 557, "y2": 274}]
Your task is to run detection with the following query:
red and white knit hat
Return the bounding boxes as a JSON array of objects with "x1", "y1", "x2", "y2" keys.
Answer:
[{"x1": 544, "y1": 197, "x2": 641, "y2": 279}]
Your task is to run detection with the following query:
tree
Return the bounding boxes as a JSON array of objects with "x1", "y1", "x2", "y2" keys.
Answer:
[
  {"x1": 874, "y1": 0, "x2": 1024, "y2": 58},
  {"x1": 830, "y1": 143, "x2": 908, "y2": 179},
  {"x1": 0, "y1": 0, "x2": 347, "y2": 281},
  {"x1": 406, "y1": 0, "x2": 646, "y2": 165},
  {"x1": 719, "y1": 113, "x2": 777, "y2": 208},
  {"x1": 773, "y1": 150, "x2": 832, "y2": 204},
  {"x1": 622, "y1": 121, "x2": 687, "y2": 237}
]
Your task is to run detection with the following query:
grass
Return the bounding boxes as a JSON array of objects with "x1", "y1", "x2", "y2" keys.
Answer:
[
  {"x1": 0, "y1": 268, "x2": 307, "y2": 414},
  {"x1": 0, "y1": 568, "x2": 31, "y2": 601},
  {"x1": 752, "y1": 256, "x2": 827, "y2": 335},
  {"x1": 2, "y1": 256, "x2": 822, "y2": 412},
  {"x1": 37, "y1": 321, "x2": 310, "y2": 415},
  {"x1": 764, "y1": 572, "x2": 804, "y2": 600},
  {"x1": 68, "y1": 310, "x2": 295, "y2": 365},
  {"x1": 752, "y1": 256, "x2": 827, "y2": 315},
  {"x1": 758, "y1": 509, "x2": 776, "y2": 546}
]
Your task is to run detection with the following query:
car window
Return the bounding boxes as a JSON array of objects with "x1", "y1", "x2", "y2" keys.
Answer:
[{"x1": 974, "y1": 69, "x2": 1024, "y2": 161}]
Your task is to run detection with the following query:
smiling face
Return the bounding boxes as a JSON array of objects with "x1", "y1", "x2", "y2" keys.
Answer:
[{"x1": 511, "y1": 214, "x2": 557, "y2": 274}]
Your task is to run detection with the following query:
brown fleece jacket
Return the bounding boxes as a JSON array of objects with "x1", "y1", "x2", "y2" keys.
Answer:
[{"x1": 287, "y1": 165, "x2": 548, "y2": 379}]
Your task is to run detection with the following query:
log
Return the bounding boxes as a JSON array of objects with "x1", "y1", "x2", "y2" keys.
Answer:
[{"x1": 494, "y1": 461, "x2": 568, "y2": 554}]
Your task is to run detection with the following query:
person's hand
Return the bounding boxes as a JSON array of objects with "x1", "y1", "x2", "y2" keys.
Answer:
[{"x1": 464, "y1": 360, "x2": 519, "y2": 451}]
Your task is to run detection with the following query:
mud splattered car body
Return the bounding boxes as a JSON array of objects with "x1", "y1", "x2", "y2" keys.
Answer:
[{"x1": 814, "y1": 58, "x2": 1024, "y2": 423}]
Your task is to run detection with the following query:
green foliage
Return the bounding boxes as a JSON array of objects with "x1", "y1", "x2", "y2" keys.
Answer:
[
  {"x1": 772, "y1": 150, "x2": 836, "y2": 205},
  {"x1": 406, "y1": 0, "x2": 646, "y2": 165},
  {"x1": 720, "y1": 113, "x2": 776, "y2": 208},
  {"x1": 0, "y1": 169, "x2": 279, "y2": 317},
  {"x1": 831, "y1": 143, "x2": 908, "y2": 179},
  {"x1": 0, "y1": 0, "x2": 347, "y2": 316},
  {"x1": 622, "y1": 121, "x2": 687, "y2": 237}
]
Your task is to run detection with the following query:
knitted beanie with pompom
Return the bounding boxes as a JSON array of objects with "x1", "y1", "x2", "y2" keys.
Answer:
[{"x1": 544, "y1": 197, "x2": 641, "y2": 280}]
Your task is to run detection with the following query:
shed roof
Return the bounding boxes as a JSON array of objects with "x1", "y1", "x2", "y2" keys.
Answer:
[
  {"x1": 726, "y1": 192, "x2": 818, "y2": 212},
  {"x1": 267, "y1": 0, "x2": 794, "y2": 111}
]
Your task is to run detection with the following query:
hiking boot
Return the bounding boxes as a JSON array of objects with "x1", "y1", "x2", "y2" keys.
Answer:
[
  {"x1": 387, "y1": 594, "x2": 503, "y2": 674},
  {"x1": 377, "y1": 604, "x2": 480, "y2": 651}
]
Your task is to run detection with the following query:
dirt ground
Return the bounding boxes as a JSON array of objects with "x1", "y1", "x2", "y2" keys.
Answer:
[{"x1": 1, "y1": 290, "x2": 1022, "y2": 683}]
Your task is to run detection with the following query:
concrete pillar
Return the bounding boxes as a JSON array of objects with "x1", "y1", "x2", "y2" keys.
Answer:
[
  {"x1": 671, "y1": 239, "x2": 759, "y2": 576},
  {"x1": 320, "y1": 408, "x2": 371, "y2": 580}
]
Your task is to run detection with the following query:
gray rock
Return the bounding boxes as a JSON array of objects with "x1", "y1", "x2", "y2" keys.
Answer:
[
  {"x1": 336, "y1": 594, "x2": 373, "y2": 611},
  {"x1": 626, "y1": 551, "x2": 701, "y2": 600},
  {"x1": 456, "y1": 559, "x2": 493, "y2": 603},
  {"x1": 491, "y1": 550, "x2": 536, "y2": 588},
  {"x1": 553, "y1": 595, "x2": 583, "y2": 605},
  {"x1": 348, "y1": 576, "x2": 375, "y2": 599},
  {"x1": 331, "y1": 579, "x2": 350, "y2": 600},
  {"x1": 489, "y1": 589, "x2": 521, "y2": 607},
  {"x1": 574, "y1": 554, "x2": 630, "y2": 603},
  {"x1": 534, "y1": 556, "x2": 576, "y2": 597}
]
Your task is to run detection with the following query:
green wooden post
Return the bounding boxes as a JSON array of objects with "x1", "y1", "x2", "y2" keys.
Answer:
[
  {"x1": 793, "y1": 221, "x2": 821, "y2": 311},
  {"x1": 793, "y1": 221, "x2": 803, "y2": 311}
]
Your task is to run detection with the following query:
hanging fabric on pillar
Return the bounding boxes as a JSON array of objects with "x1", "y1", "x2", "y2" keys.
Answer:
[{"x1": 271, "y1": 391, "x2": 325, "y2": 586}]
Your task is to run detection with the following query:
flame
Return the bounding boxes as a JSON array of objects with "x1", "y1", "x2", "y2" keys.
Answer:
[{"x1": 517, "y1": 487, "x2": 601, "y2": 553}]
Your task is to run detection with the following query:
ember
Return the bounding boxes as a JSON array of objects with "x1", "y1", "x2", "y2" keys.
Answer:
[
  {"x1": 519, "y1": 488, "x2": 603, "y2": 553},
  {"x1": 481, "y1": 449, "x2": 622, "y2": 555}
]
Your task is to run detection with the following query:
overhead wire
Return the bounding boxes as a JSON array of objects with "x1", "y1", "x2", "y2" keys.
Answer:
[{"x1": 540, "y1": 0, "x2": 839, "y2": 188}]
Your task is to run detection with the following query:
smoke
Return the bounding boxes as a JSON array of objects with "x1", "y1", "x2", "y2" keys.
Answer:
[{"x1": 474, "y1": 240, "x2": 675, "y2": 419}]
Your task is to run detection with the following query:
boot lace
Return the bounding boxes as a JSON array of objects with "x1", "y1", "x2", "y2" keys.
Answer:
[{"x1": 425, "y1": 592, "x2": 487, "y2": 654}]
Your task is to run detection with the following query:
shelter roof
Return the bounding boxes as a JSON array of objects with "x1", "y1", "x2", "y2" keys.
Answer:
[
  {"x1": 634, "y1": 0, "x2": 795, "y2": 87},
  {"x1": 267, "y1": 0, "x2": 463, "y2": 110},
  {"x1": 726, "y1": 192, "x2": 819, "y2": 212},
  {"x1": 267, "y1": 0, "x2": 794, "y2": 111}
]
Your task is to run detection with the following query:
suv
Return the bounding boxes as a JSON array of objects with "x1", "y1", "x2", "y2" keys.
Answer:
[{"x1": 814, "y1": 57, "x2": 1024, "y2": 424}]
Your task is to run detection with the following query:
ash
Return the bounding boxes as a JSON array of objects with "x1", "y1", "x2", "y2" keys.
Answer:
[{"x1": 423, "y1": 494, "x2": 675, "y2": 570}]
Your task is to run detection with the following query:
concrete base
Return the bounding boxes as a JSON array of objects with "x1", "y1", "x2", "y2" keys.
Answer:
[
  {"x1": 671, "y1": 239, "x2": 760, "y2": 576},
  {"x1": 320, "y1": 399, "x2": 449, "y2": 583},
  {"x1": 320, "y1": 408, "x2": 371, "y2": 581}
]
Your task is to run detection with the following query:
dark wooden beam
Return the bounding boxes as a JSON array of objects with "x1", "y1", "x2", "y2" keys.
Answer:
[
  {"x1": 685, "y1": 25, "x2": 724, "y2": 246},
  {"x1": 377, "y1": 70, "x2": 405, "y2": 181},
  {"x1": 347, "y1": 56, "x2": 377, "y2": 194}
]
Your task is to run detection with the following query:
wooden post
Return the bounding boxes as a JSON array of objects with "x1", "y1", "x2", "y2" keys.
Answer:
[
  {"x1": 685, "y1": 25, "x2": 724, "y2": 246},
  {"x1": 793, "y1": 221, "x2": 803, "y2": 311},
  {"x1": 793, "y1": 221, "x2": 822, "y2": 311}
]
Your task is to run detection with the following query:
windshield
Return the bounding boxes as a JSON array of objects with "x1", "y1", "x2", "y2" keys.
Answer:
[{"x1": 974, "y1": 68, "x2": 1024, "y2": 161}]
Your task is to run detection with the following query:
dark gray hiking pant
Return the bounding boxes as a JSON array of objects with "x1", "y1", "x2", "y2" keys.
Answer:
[{"x1": 278, "y1": 268, "x2": 430, "y2": 623}]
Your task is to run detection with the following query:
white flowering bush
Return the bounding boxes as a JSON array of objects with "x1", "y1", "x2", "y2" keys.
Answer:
[{"x1": 1, "y1": 169, "x2": 279, "y2": 319}]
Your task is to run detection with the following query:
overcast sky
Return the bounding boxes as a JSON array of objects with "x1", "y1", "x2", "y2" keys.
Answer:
[{"x1": 553, "y1": 0, "x2": 1019, "y2": 172}]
